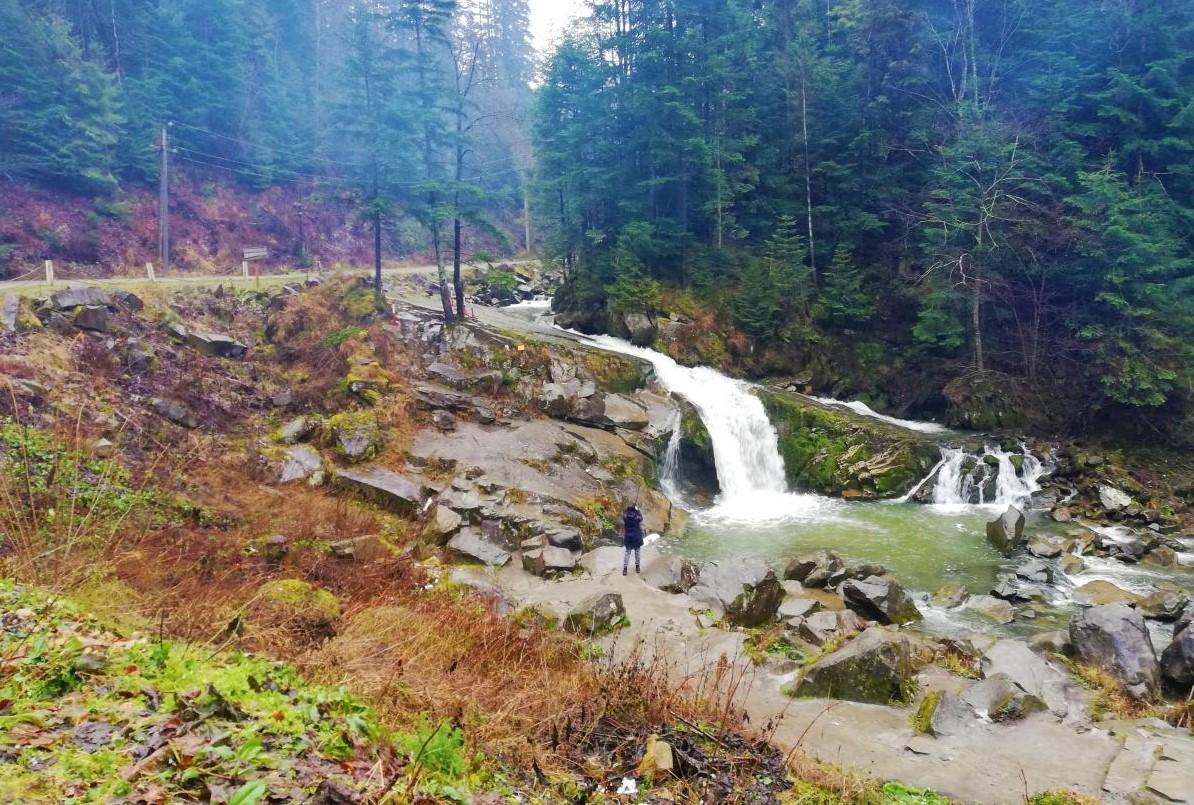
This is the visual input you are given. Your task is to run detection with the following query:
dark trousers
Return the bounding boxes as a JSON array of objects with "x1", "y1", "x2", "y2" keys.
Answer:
[{"x1": 623, "y1": 546, "x2": 641, "y2": 571}]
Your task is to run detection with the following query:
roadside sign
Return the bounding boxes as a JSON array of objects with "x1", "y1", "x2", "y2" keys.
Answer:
[{"x1": 243, "y1": 247, "x2": 268, "y2": 261}]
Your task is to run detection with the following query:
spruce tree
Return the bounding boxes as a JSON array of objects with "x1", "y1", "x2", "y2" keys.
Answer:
[
  {"x1": 734, "y1": 259, "x2": 779, "y2": 340},
  {"x1": 818, "y1": 245, "x2": 872, "y2": 326}
]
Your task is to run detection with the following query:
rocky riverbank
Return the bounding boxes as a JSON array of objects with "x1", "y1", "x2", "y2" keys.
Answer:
[{"x1": 3, "y1": 274, "x2": 1193, "y2": 803}]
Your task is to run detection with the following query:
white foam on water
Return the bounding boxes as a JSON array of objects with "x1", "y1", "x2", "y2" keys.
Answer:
[
  {"x1": 576, "y1": 333, "x2": 842, "y2": 525},
  {"x1": 930, "y1": 446, "x2": 1047, "y2": 509},
  {"x1": 809, "y1": 396, "x2": 950, "y2": 434}
]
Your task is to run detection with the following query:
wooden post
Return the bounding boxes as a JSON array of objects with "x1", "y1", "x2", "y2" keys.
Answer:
[
  {"x1": 146, "y1": 262, "x2": 156, "y2": 281},
  {"x1": 241, "y1": 260, "x2": 250, "y2": 279},
  {"x1": 44, "y1": 260, "x2": 54, "y2": 286}
]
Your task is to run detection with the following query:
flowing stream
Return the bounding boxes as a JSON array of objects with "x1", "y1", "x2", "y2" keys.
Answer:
[
  {"x1": 584, "y1": 334, "x2": 837, "y2": 523},
  {"x1": 542, "y1": 325, "x2": 1194, "y2": 636}
]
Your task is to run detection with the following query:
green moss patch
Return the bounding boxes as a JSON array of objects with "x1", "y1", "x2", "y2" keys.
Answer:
[{"x1": 0, "y1": 581, "x2": 388, "y2": 803}]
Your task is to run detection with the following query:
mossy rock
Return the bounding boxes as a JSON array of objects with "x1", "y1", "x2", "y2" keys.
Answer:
[
  {"x1": 942, "y1": 374, "x2": 1028, "y2": 431},
  {"x1": 911, "y1": 690, "x2": 941, "y2": 734},
  {"x1": 251, "y1": 579, "x2": 341, "y2": 639},
  {"x1": 325, "y1": 410, "x2": 383, "y2": 463},
  {"x1": 759, "y1": 390, "x2": 940, "y2": 499},
  {"x1": 676, "y1": 401, "x2": 719, "y2": 496},
  {"x1": 15, "y1": 297, "x2": 44, "y2": 332}
]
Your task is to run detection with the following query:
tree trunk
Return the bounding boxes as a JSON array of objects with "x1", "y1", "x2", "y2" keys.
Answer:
[
  {"x1": 433, "y1": 221, "x2": 454, "y2": 320},
  {"x1": 800, "y1": 60, "x2": 818, "y2": 285},
  {"x1": 971, "y1": 255, "x2": 984, "y2": 373},
  {"x1": 453, "y1": 215, "x2": 465, "y2": 318},
  {"x1": 372, "y1": 172, "x2": 382, "y2": 298}
]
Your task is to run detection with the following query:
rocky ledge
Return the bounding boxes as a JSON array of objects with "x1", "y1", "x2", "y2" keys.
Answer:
[{"x1": 758, "y1": 388, "x2": 941, "y2": 499}]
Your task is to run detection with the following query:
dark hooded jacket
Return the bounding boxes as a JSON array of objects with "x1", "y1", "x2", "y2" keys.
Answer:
[{"x1": 623, "y1": 506, "x2": 644, "y2": 549}]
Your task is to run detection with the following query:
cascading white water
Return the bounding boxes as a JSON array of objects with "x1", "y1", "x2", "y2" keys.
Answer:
[
  {"x1": 585, "y1": 336, "x2": 787, "y2": 495},
  {"x1": 931, "y1": 445, "x2": 1046, "y2": 508},
  {"x1": 659, "y1": 411, "x2": 684, "y2": 501},
  {"x1": 580, "y1": 334, "x2": 837, "y2": 523},
  {"x1": 810, "y1": 396, "x2": 949, "y2": 434}
]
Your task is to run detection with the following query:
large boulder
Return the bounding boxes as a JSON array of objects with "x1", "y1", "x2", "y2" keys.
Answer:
[
  {"x1": 1098, "y1": 485, "x2": 1133, "y2": 513},
  {"x1": 277, "y1": 416, "x2": 320, "y2": 445},
  {"x1": 792, "y1": 627, "x2": 916, "y2": 704},
  {"x1": 794, "y1": 609, "x2": 866, "y2": 646},
  {"x1": 986, "y1": 506, "x2": 1026, "y2": 557},
  {"x1": 783, "y1": 551, "x2": 843, "y2": 588},
  {"x1": 840, "y1": 576, "x2": 922, "y2": 625},
  {"x1": 425, "y1": 504, "x2": 464, "y2": 544},
  {"x1": 960, "y1": 674, "x2": 1047, "y2": 722},
  {"x1": 916, "y1": 691, "x2": 977, "y2": 737},
  {"x1": 980, "y1": 640, "x2": 1083, "y2": 720},
  {"x1": 335, "y1": 466, "x2": 425, "y2": 515},
  {"x1": 150, "y1": 398, "x2": 198, "y2": 429},
  {"x1": 1160, "y1": 623, "x2": 1194, "y2": 693},
  {"x1": 328, "y1": 413, "x2": 383, "y2": 463},
  {"x1": 601, "y1": 395, "x2": 649, "y2": 431},
  {"x1": 279, "y1": 445, "x2": 324, "y2": 485},
  {"x1": 644, "y1": 557, "x2": 702, "y2": 594},
  {"x1": 73, "y1": 305, "x2": 110, "y2": 333},
  {"x1": 1073, "y1": 580, "x2": 1143, "y2": 607},
  {"x1": 186, "y1": 330, "x2": 248, "y2": 359},
  {"x1": 675, "y1": 404, "x2": 719, "y2": 498},
  {"x1": 962, "y1": 595, "x2": 1015, "y2": 625},
  {"x1": 521, "y1": 545, "x2": 578, "y2": 577},
  {"x1": 1070, "y1": 604, "x2": 1160, "y2": 699},
  {"x1": 1, "y1": 294, "x2": 18, "y2": 332},
  {"x1": 447, "y1": 528, "x2": 511, "y2": 567},
  {"x1": 623, "y1": 313, "x2": 657, "y2": 347},
  {"x1": 687, "y1": 559, "x2": 784, "y2": 627},
  {"x1": 1136, "y1": 589, "x2": 1189, "y2": 622},
  {"x1": 565, "y1": 593, "x2": 626, "y2": 635},
  {"x1": 51, "y1": 286, "x2": 113, "y2": 310}
]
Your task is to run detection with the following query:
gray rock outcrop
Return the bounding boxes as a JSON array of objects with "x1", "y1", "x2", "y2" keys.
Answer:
[
  {"x1": 986, "y1": 506, "x2": 1026, "y2": 556},
  {"x1": 565, "y1": 593, "x2": 626, "y2": 635},
  {"x1": 1069, "y1": 604, "x2": 1160, "y2": 699},
  {"x1": 335, "y1": 467, "x2": 426, "y2": 516},
  {"x1": 1160, "y1": 622, "x2": 1194, "y2": 693},
  {"x1": 688, "y1": 559, "x2": 784, "y2": 627},
  {"x1": 793, "y1": 627, "x2": 916, "y2": 704},
  {"x1": 447, "y1": 528, "x2": 511, "y2": 567},
  {"x1": 840, "y1": 576, "x2": 922, "y2": 625}
]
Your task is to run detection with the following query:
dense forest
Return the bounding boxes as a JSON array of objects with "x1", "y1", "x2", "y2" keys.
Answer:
[
  {"x1": 3, "y1": 0, "x2": 1194, "y2": 441},
  {"x1": 0, "y1": 0, "x2": 534, "y2": 314},
  {"x1": 534, "y1": 0, "x2": 1194, "y2": 441}
]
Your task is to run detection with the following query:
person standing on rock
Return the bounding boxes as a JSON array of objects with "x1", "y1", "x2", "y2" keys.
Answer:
[{"x1": 622, "y1": 504, "x2": 644, "y2": 576}]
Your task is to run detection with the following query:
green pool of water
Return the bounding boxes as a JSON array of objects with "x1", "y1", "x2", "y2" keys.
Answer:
[{"x1": 663, "y1": 502, "x2": 1023, "y2": 594}]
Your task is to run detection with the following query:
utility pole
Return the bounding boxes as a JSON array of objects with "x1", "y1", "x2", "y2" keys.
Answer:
[{"x1": 158, "y1": 123, "x2": 170, "y2": 272}]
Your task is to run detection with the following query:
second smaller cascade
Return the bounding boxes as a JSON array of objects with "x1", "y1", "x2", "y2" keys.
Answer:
[{"x1": 928, "y1": 446, "x2": 1047, "y2": 508}]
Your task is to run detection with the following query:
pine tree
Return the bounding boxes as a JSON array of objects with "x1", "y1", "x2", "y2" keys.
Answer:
[
  {"x1": 734, "y1": 259, "x2": 779, "y2": 339},
  {"x1": 765, "y1": 214, "x2": 810, "y2": 315},
  {"x1": 818, "y1": 244, "x2": 871, "y2": 326},
  {"x1": 1067, "y1": 169, "x2": 1194, "y2": 407}
]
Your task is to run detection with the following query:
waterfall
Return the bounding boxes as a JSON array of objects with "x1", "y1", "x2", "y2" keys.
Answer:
[
  {"x1": 585, "y1": 335, "x2": 788, "y2": 497},
  {"x1": 930, "y1": 445, "x2": 1046, "y2": 508},
  {"x1": 660, "y1": 411, "x2": 684, "y2": 500},
  {"x1": 810, "y1": 396, "x2": 948, "y2": 434},
  {"x1": 578, "y1": 335, "x2": 838, "y2": 523}
]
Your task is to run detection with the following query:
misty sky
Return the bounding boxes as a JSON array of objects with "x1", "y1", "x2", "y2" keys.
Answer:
[{"x1": 530, "y1": 0, "x2": 587, "y2": 52}]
